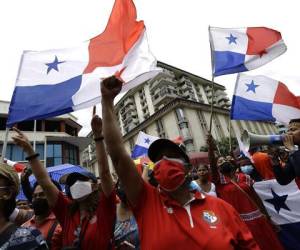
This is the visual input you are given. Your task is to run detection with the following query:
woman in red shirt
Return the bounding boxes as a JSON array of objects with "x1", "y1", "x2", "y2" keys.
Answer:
[
  {"x1": 208, "y1": 136, "x2": 284, "y2": 250},
  {"x1": 12, "y1": 115, "x2": 115, "y2": 250}
]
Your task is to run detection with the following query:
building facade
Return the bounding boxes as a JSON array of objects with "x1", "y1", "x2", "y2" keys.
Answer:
[
  {"x1": 0, "y1": 100, "x2": 91, "y2": 167},
  {"x1": 82, "y1": 62, "x2": 278, "y2": 172}
]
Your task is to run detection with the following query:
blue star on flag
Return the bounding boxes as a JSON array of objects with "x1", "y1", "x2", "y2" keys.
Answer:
[
  {"x1": 265, "y1": 189, "x2": 291, "y2": 213},
  {"x1": 226, "y1": 34, "x2": 237, "y2": 44},
  {"x1": 45, "y1": 56, "x2": 65, "y2": 74},
  {"x1": 144, "y1": 138, "x2": 151, "y2": 144},
  {"x1": 246, "y1": 80, "x2": 259, "y2": 93}
]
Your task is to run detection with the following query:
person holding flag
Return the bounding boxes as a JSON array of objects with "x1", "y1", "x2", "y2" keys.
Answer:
[
  {"x1": 207, "y1": 135, "x2": 284, "y2": 250},
  {"x1": 101, "y1": 75, "x2": 259, "y2": 250},
  {"x1": 11, "y1": 112, "x2": 116, "y2": 250}
]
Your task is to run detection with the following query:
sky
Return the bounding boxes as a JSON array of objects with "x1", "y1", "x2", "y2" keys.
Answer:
[{"x1": 1, "y1": 0, "x2": 300, "y2": 136}]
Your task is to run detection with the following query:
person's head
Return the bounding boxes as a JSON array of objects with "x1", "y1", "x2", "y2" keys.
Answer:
[
  {"x1": 0, "y1": 163, "x2": 19, "y2": 221},
  {"x1": 63, "y1": 171, "x2": 99, "y2": 214},
  {"x1": 238, "y1": 156, "x2": 254, "y2": 175},
  {"x1": 196, "y1": 165, "x2": 210, "y2": 181},
  {"x1": 148, "y1": 139, "x2": 191, "y2": 194},
  {"x1": 65, "y1": 171, "x2": 98, "y2": 201},
  {"x1": 217, "y1": 156, "x2": 237, "y2": 176},
  {"x1": 31, "y1": 180, "x2": 61, "y2": 216},
  {"x1": 288, "y1": 119, "x2": 300, "y2": 133}
]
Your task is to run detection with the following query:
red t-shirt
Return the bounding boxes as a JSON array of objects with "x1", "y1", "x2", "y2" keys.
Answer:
[
  {"x1": 252, "y1": 152, "x2": 275, "y2": 180},
  {"x1": 52, "y1": 191, "x2": 116, "y2": 250},
  {"x1": 132, "y1": 182, "x2": 259, "y2": 250}
]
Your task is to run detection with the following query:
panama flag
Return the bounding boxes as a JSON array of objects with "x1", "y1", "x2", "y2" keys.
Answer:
[
  {"x1": 231, "y1": 74, "x2": 300, "y2": 124},
  {"x1": 209, "y1": 27, "x2": 287, "y2": 76},
  {"x1": 131, "y1": 131, "x2": 159, "y2": 159},
  {"x1": 6, "y1": 0, "x2": 160, "y2": 127},
  {"x1": 254, "y1": 179, "x2": 300, "y2": 250}
]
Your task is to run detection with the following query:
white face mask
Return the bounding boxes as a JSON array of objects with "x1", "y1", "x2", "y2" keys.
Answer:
[
  {"x1": 241, "y1": 165, "x2": 254, "y2": 175},
  {"x1": 70, "y1": 181, "x2": 93, "y2": 200}
]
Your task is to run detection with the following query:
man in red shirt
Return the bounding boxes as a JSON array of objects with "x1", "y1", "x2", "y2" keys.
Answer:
[
  {"x1": 250, "y1": 147, "x2": 275, "y2": 180},
  {"x1": 101, "y1": 76, "x2": 259, "y2": 250}
]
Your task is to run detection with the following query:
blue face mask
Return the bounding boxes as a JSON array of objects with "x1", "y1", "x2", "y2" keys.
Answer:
[{"x1": 241, "y1": 165, "x2": 254, "y2": 175}]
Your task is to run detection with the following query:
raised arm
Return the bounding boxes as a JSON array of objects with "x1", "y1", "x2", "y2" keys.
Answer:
[
  {"x1": 91, "y1": 114, "x2": 114, "y2": 197},
  {"x1": 12, "y1": 128, "x2": 59, "y2": 207},
  {"x1": 101, "y1": 76, "x2": 144, "y2": 207}
]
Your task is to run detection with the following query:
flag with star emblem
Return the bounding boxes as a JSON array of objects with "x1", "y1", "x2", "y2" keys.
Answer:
[
  {"x1": 254, "y1": 179, "x2": 300, "y2": 250},
  {"x1": 209, "y1": 27, "x2": 287, "y2": 76},
  {"x1": 131, "y1": 131, "x2": 159, "y2": 159},
  {"x1": 6, "y1": 0, "x2": 160, "y2": 127},
  {"x1": 231, "y1": 74, "x2": 300, "y2": 124}
]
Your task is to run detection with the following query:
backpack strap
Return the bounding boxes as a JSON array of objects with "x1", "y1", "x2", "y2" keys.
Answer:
[{"x1": 46, "y1": 220, "x2": 59, "y2": 248}]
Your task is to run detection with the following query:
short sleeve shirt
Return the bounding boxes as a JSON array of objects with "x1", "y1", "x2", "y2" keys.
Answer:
[
  {"x1": 52, "y1": 191, "x2": 116, "y2": 250},
  {"x1": 132, "y1": 182, "x2": 259, "y2": 250}
]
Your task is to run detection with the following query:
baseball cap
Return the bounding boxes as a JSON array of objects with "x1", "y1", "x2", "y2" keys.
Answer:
[
  {"x1": 0, "y1": 163, "x2": 20, "y2": 195},
  {"x1": 61, "y1": 170, "x2": 97, "y2": 187},
  {"x1": 148, "y1": 139, "x2": 190, "y2": 164}
]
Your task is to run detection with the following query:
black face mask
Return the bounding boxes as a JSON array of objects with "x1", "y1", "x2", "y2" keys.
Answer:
[
  {"x1": 32, "y1": 198, "x2": 49, "y2": 216},
  {"x1": 0, "y1": 197, "x2": 16, "y2": 220},
  {"x1": 220, "y1": 162, "x2": 235, "y2": 174}
]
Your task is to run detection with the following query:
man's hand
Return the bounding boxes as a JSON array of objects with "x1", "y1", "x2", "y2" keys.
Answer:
[
  {"x1": 292, "y1": 130, "x2": 300, "y2": 146},
  {"x1": 101, "y1": 76, "x2": 123, "y2": 101},
  {"x1": 11, "y1": 128, "x2": 34, "y2": 155},
  {"x1": 207, "y1": 134, "x2": 216, "y2": 150},
  {"x1": 268, "y1": 146, "x2": 281, "y2": 165},
  {"x1": 21, "y1": 167, "x2": 32, "y2": 182},
  {"x1": 283, "y1": 134, "x2": 295, "y2": 151},
  {"x1": 91, "y1": 115, "x2": 103, "y2": 138}
]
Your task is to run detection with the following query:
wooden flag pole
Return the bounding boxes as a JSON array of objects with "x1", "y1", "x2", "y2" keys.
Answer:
[
  {"x1": 208, "y1": 25, "x2": 216, "y2": 134},
  {"x1": 209, "y1": 76, "x2": 215, "y2": 133}
]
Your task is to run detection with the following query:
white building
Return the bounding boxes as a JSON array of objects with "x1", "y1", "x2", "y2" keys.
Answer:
[
  {"x1": 82, "y1": 62, "x2": 278, "y2": 172},
  {"x1": 0, "y1": 100, "x2": 91, "y2": 167}
]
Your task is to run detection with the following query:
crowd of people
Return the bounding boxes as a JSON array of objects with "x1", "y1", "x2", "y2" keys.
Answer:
[{"x1": 1, "y1": 76, "x2": 300, "y2": 249}]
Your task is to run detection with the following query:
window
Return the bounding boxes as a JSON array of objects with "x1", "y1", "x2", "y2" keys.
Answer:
[
  {"x1": 197, "y1": 111, "x2": 208, "y2": 134},
  {"x1": 18, "y1": 121, "x2": 34, "y2": 131},
  {"x1": 156, "y1": 119, "x2": 166, "y2": 138},
  {"x1": 236, "y1": 120, "x2": 244, "y2": 133},
  {"x1": 175, "y1": 108, "x2": 185, "y2": 122},
  {"x1": 46, "y1": 143, "x2": 62, "y2": 167},
  {"x1": 0, "y1": 117, "x2": 7, "y2": 130},
  {"x1": 45, "y1": 121, "x2": 60, "y2": 132},
  {"x1": 65, "y1": 143, "x2": 78, "y2": 165},
  {"x1": 213, "y1": 115, "x2": 225, "y2": 139}
]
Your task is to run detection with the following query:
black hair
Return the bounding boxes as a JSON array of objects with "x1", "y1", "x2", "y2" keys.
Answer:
[
  {"x1": 31, "y1": 179, "x2": 62, "y2": 197},
  {"x1": 289, "y1": 119, "x2": 300, "y2": 124}
]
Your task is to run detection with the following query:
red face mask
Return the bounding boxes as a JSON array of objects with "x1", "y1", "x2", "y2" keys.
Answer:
[{"x1": 153, "y1": 157, "x2": 186, "y2": 192}]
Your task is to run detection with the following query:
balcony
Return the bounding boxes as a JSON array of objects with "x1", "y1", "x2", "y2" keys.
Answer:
[{"x1": 124, "y1": 98, "x2": 134, "y2": 107}]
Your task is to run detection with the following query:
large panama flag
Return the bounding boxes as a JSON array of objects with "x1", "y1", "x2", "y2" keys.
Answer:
[
  {"x1": 254, "y1": 179, "x2": 300, "y2": 250},
  {"x1": 231, "y1": 73, "x2": 300, "y2": 124},
  {"x1": 209, "y1": 27, "x2": 287, "y2": 76},
  {"x1": 7, "y1": 0, "x2": 160, "y2": 127}
]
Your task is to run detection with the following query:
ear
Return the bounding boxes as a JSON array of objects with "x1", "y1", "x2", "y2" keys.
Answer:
[{"x1": 91, "y1": 183, "x2": 98, "y2": 192}]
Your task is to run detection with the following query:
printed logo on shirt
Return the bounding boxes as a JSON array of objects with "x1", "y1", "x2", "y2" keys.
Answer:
[{"x1": 202, "y1": 210, "x2": 218, "y2": 226}]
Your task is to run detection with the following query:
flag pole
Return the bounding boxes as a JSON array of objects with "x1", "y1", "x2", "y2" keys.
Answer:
[
  {"x1": 209, "y1": 76, "x2": 215, "y2": 133},
  {"x1": 1, "y1": 128, "x2": 9, "y2": 163},
  {"x1": 33, "y1": 120, "x2": 37, "y2": 151},
  {"x1": 44, "y1": 136, "x2": 47, "y2": 168},
  {"x1": 208, "y1": 25, "x2": 216, "y2": 133},
  {"x1": 228, "y1": 117, "x2": 232, "y2": 153}
]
